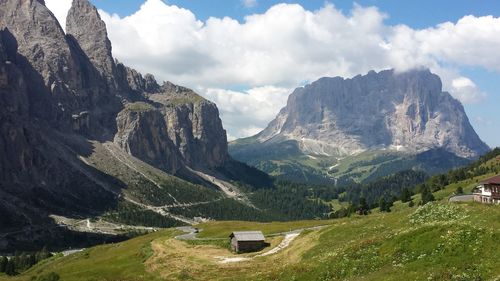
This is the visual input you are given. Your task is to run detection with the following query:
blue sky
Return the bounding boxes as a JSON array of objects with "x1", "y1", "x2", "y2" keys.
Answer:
[
  {"x1": 52, "y1": 0, "x2": 500, "y2": 147},
  {"x1": 93, "y1": 0, "x2": 500, "y2": 28}
]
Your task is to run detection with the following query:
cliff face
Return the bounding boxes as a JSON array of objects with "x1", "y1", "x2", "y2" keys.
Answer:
[
  {"x1": 149, "y1": 83, "x2": 229, "y2": 169},
  {"x1": 0, "y1": 0, "x2": 229, "y2": 173},
  {"x1": 257, "y1": 69, "x2": 489, "y2": 158},
  {"x1": 0, "y1": 0, "x2": 234, "y2": 239},
  {"x1": 114, "y1": 103, "x2": 181, "y2": 173},
  {"x1": 66, "y1": 0, "x2": 116, "y2": 82}
]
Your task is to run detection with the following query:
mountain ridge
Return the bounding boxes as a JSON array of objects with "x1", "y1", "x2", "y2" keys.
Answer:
[{"x1": 0, "y1": 0, "x2": 272, "y2": 252}]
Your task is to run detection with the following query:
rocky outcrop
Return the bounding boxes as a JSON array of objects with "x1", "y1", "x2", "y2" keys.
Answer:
[
  {"x1": 0, "y1": 0, "x2": 120, "y2": 135},
  {"x1": 66, "y1": 0, "x2": 116, "y2": 85},
  {"x1": 114, "y1": 103, "x2": 181, "y2": 173},
  {"x1": 149, "y1": 84, "x2": 229, "y2": 169},
  {"x1": 115, "y1": 63, "x2": 160, "y2": 95},
  {"x1": 112, "y1": 81, "x2": 229, "y2": 171},
  {"x1": 256, "y1": 69, "x2": 489, "y2": 159}
]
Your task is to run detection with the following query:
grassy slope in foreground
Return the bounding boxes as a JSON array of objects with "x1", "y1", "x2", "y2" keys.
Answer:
[{"x1": 2, "y1": 194, "x2": 499, "y2": 280}]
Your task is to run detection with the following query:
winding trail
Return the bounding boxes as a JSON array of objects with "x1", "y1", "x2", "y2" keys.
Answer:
[
  {"x1": 187, "y1": 167, "x2": 257, "y2": 209},
  {"x1": 449, "y1": 194, "x2": 474, "y2": 202}
]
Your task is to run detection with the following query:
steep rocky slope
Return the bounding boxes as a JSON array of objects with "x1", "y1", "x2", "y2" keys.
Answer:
[
  {"x1": 230, "y1": 69, "x2": 489, "y2": 183},
  {"x1": 0, "y1": 0, "x2": 268, "y2": 252}
]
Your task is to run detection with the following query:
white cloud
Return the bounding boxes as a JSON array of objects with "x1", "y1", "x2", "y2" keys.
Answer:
[
  {"x1": 242, "y1": 0, "x2": 258, "y2": 8},
  {"x1": 44, "y1": 0, "x2": 499, "y2": 139},
  {"x1": 450, "y1": 77, "x2": 486, "y2": 104},
  {"x1": 202, "y1": 86, "x2": 291, "y2": 140},
  {"x1": 45, "y1": 0, "x2": 72, "y2": 31}
]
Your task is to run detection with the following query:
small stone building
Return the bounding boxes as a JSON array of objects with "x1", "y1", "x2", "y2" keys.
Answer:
[
  {"x1": 229, "y1": 231, "x2": 265, "y2": 253},
  {"x1": 473, "y1": 175, "x2": 500, "y2": 204}
]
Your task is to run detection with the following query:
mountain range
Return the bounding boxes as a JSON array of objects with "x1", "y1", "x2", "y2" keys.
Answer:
[{"x1": 0, "y1": 0, "x2": 272, "y2": 252}]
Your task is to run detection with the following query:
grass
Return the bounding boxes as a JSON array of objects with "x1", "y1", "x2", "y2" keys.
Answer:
[
  {"x1": 2, "y1": 202, "x2": 498, "y2": 281},
  {"x1": 125, "y1": 102, "x2": 155, "y2": 112},
  {"x1": 0, "y1": 230, "x2": 175, "y2": 281},
  {"x1": 163, "y1": 92, "x2": 204, "y2": 107},
  {"x1": 195, "y1": 220, "x2": 334, "y2": 238},
  {"x1": 184, "y1": 239, "x2": 229, "y2": 249},
  {"x1": 2, "y1": 161, "x2": 499, "y2": 280}
]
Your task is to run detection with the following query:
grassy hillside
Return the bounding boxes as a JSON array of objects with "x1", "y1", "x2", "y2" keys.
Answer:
[
  {"x1": 230, "y1": 137, "x2": 470, "y2": 184},
  {"x1": 2, "y1": 168, "x2": 499, "y2": 280},
  {"x1": 2, "y1": 151, "x2": 498, "y2": 280}
]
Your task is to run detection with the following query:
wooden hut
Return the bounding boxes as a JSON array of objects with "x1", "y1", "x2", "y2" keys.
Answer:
[{"x1": 229, "y1": 231, "x2": 265, "y2": 253}]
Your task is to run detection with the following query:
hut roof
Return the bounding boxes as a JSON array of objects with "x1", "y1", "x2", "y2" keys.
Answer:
[
  {"x1": 480, "y1": 175, "x2": 500, "y2": 185},
  {"x1": 230, "y1": 231, "x2": 265, "y2": 241}
]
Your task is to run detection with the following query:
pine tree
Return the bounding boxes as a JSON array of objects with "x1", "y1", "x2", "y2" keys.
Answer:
[
  {"x1": 0, "y1": 256, "x2": 7, "y2": 272},
  {"x1": 5, "y1": 259, "x2": 15, "y2": 276},
  {"x1": 421, "y1": 186, "x2": 435, "y2": 205},
  {"x1": 379, "y1": 197, "x2": 387, "y2": 212},
  {"x1": 400, "y1": 188, "x2": 412, "y2": 203},
  {"x1": 358, "y1": 197, "x2": 369, "y2": 215}
]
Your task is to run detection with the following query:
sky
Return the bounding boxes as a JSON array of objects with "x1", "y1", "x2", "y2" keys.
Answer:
[{"x1": 45, "y1": 0, "x2": 500, "y2": 147}]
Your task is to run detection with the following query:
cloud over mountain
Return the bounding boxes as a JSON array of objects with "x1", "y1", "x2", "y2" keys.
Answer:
[{"x1": 46, "y1": 0, "x2": 499, "y2": 139}]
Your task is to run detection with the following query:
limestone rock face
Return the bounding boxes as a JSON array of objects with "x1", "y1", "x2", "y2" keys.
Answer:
[
  {"x1": 257, "y1": 69, "x2": 489, "y2": 158},
  {"x1": 114, "y1": 104, "x2": 181, "y2": 173},
  {"x1": 115, "y1": 63, "x2": 160, "y2": 95},
  {"x1": 0, "y1": 0, "x2": 73, "y2": 89},
  {"x1": 149, "y1": 84, "x2": 229, "y2": 169},
  {"x1": 66, "y1": 0, "x2": 116, "y2": 83}
]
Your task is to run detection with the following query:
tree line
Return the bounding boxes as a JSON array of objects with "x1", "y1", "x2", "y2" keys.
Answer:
[
  {"x1": 0, "y1": 247, "x2": 52, "y2": 276},
  {"x1": 331, "y1": 147, "x2": 500, "y2": 217}
]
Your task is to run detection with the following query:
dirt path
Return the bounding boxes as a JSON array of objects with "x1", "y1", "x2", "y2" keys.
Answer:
[
  {"x1": 449, "y1": 194, "x2": 474, "y2": 202},
  {"x1": 50, "y1": 215, "x2": 161, "y2": 235},
  {"x1": 258, "y1": 232, "x2": 300, "y2": 257},
  {"x1": 187, "y1": 167, "x2": 257, "y2": 209},
  {"x1": 173, "y1": 225, "x2": 329, "y2": 264}
]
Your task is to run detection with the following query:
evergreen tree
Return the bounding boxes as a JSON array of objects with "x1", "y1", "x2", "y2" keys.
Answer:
[
  {"x1": 379, "y1": 197, "x2": 387, "y2": 212},
  {"x1": 357, "y1": 197, "x2": 369, "y2": 215},
  {"x1": 5, "y1": 259, "x2": 15, "y2": 276},
  {"x1": 400, "y1": 188, "x2": 412, "y2": 203},
  {"x1": 421, "y1": 186, "x2": 435, "y2": 205},
  {"x1": 35, "y1": 247, "x2": 51, "y2": 263},
  {"x1": 0, "y1": 256, "x2": 7, "y2": 273},
  {"x1": 455, "y1": 186, "x2": 464, "y2": 195}
]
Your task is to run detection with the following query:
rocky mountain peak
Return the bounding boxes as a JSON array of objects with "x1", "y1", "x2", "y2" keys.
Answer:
[
  {"x1": 256, "y1": 69, "x2": 488, "y2": 158},
  {"x1": 66, "y1": 0, "x2": 116, "y2": 80},
  {"x1": 0, "y1": 0, "x2": 73, "y2": 88}
]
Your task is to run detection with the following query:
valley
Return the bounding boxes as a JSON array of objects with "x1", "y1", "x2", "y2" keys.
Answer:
[
  {"x1": 1, "y1": 147, "x2": 499, "y2": 281},
  {"x1": 0, "y1": 0, "x2": 499, "y2": 280}
]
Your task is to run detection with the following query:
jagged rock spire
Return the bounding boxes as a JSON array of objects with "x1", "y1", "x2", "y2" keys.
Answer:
[{"x1": 66, "y1": 0, "x2": 116, "y2": 80}]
